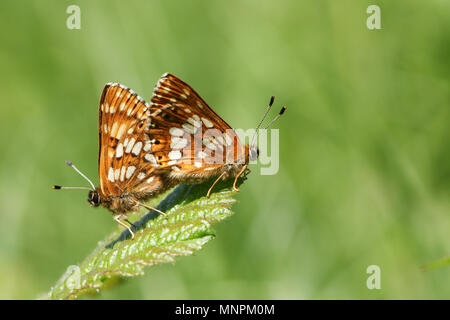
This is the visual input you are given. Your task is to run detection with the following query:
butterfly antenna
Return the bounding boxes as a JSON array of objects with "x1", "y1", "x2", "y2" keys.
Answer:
[
  {"x1": 51, "y1": 160, "x2": 96, "y2": 191},
  {"x1": 250, "y1": 96, "x2": 275, "y2": 147},
  {"x1": 262, "y1": 106, "x2": 287, "y2": 130},
  {"x1": 52, "y1": 186, "x2": 91, "y2": 190}
]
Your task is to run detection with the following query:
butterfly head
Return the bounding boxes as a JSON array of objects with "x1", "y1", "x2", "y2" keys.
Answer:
[{"x1": 88, "y1": 189, "x2": 101, "y2": 207}]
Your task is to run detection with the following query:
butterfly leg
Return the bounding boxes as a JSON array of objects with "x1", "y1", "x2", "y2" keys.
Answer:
[
  {"x1": 233, "y1": 165, "x2": 248, "y2": 192},
  {"x1": 136, "y1": 202, "x2": 167, "y2": 218},
  {"x1": 114, "y1": 215, "x2": 135, "y2": 240},
  {"x1": 243, "y1": 167, "x2": 251, "y2": 179},
  {"x1": 125, "y1": 219, "x2": 137, "y2": 229},
  {"x1": 206, "y1": 171, "x2": 226, "y2": 198}
]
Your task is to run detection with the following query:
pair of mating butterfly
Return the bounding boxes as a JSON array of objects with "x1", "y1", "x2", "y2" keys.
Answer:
[{"x1": 53, "y1": 73, "x2": 285, "y2": 239}]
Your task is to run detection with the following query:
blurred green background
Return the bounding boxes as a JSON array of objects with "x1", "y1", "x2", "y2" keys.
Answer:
[{"x1": 0, "y1": 0, "x2": 449, "y2": 299}]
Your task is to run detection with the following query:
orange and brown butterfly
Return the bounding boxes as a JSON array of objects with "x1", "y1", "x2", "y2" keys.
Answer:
[{"x1": 53, "y1": 73, "x2": 286, "y2": 239}]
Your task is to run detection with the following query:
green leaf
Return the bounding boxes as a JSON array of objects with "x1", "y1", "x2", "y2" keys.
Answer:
[{"x1": 44, "y1": 178, "x2": 240, "y2": 300}]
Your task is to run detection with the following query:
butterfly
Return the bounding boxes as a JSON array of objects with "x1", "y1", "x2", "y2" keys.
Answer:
[{"x1": 53, "y1": 73, "x2": 285, "y2": 239}]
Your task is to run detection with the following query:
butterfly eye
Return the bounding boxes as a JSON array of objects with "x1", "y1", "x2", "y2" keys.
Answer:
[{"x1": 87, "y1": 190, "x2": 100, "y2": 207}]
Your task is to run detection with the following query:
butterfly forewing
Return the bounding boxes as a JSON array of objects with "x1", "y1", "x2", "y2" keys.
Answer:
[
  {"x1": 148, "y1": 73, "x2": 246, "y2": 175},
  {"x1": 98, "y1": 83, "x2": 162, "y2": 198}
]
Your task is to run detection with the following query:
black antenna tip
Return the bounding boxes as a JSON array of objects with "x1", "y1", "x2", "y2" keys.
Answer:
[
  {"x1": 269, "y1": 96, "x2": 275, "y2": 106},
  {"x1": 279, "y1": 106, "x2": 287, "y2": 115},
  {"x1": 65, "y1": 160, "x2": 73, "y2": 166},
  {"x1": 52, "y1": 185, "x2": 61, "y2": 190}
]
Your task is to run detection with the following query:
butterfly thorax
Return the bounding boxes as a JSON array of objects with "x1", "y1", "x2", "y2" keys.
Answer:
[
  {"x1": 220, "y1": 162, "x2": 247, "y2": 179},
  {"x1": 96, "y1": 188, "x2": 141, "y2": 214},
  {"x1": 213, "y1": 144, "x2": 257, "y2": 180}
]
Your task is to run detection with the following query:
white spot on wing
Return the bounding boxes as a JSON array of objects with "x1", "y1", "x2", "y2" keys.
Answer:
[
  {"x1": 110, "y1": 122, "x2": 118, "y2": 138},
  {"x1": 125, "y1": 137, "x2": 136, "y2": 154},
  {"x1": 201, "y1": 117, "x2": 214, "y2": 128},
  {"x1": 143, "y1": 141, "x2": 152, "y2": 152},
  {"x1": 137, "y1": 172, "x2": 146, "y2": 180},
  {"x1": 169, "y1": 127, "x2": 184, "y2": 136},
  {"x1": 188, "y1": 115, "x2": 201, "y2": 128},
  {"x1": 120, "y1": 166, "x2": 126, "y2": 182},
  {"x1": 131, "y1": 141, "x2": 143, "y2": 156},
  {"x1": 126, "y1": 166, "x2": 136, "y2": 179},
  {"x1": 182, "y1": 123, "x2": 196, "y2": 134},
  {"x1": 170, "y1": 137, "x2": 188, "y2": 149},
  {"x1": 116, "y1": 123, "x2": 127, "y2": 140},
  {"x1": 194, "y1": 161, "x2": 202, "y2": 168},
  {"x1": 169, "y1": 150, "x2": 182, "y2": 160},
  {"x1": 108, "y1": 167, "x2": 114, "y2": 182},
  {"x1": 145, "y1": 153, "x2": 158, "y2": 166}
]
